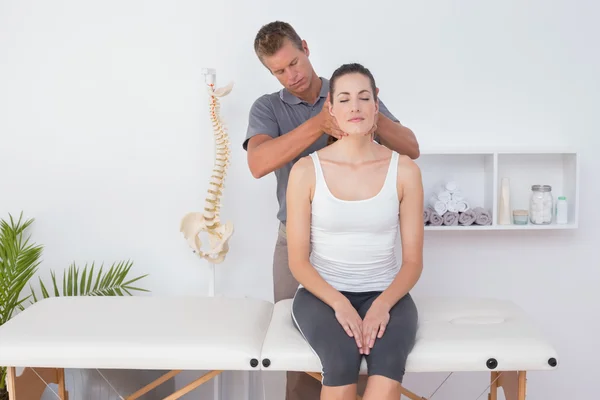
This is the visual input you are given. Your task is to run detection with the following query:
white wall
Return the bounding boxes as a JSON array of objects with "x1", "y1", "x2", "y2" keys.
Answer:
[{"x1": 1, "y1": 0, "x2": 598, "y2": 399}]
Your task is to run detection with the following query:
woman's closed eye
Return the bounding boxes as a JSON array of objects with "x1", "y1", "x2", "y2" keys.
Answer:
[{"x1": 339, "y1": 98, "x2": 370, "y2": 103}]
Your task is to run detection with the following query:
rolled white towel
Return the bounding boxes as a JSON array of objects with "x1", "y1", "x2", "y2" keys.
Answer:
[
  {"x1": 435, "y1": 190, "x2": 451, "y2": 202},
  {"x1": 450, "y1": 190, "x2": 463, "y2": 201},
  {"x1": 446, "y1": 200, "x2": 458, "y2": 213},
  {"x1": 432, "y1": 200, "x2": 447, "y2": 216},
  {"x1": 429, "y1": 195, "x2": 447, "y2": 215},
  {"x1": 445, "y1": 181, "x2": 458, "y2": 193}
]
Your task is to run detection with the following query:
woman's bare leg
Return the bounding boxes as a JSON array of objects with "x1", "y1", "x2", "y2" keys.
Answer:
[
  {"x1": 321, "y1": 383, "x2": 357, "y2": 400},
  {"x1": 362, "y1": 375, "x2": 402, "y2": 400}
]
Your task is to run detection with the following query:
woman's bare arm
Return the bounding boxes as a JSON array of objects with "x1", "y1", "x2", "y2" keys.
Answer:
[
  {"x1": 373, "y1": 155, "x2": 425, "y2": 311},
  {"x1": 286, "y1": 157, "x2": 348, "y2": 309}
]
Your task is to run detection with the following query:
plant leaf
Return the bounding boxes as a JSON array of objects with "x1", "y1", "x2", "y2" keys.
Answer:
[
  {"x1": 0, "y1": 212, "x2": 43, "y2": 325},
  {"x1": 30, "y1": 259, "x2": 149, "y2": 302}
]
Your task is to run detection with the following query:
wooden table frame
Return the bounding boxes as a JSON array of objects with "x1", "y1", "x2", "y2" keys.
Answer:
[
  {"x1": 5, "y1": 366, "x2": 222, "y2": 400},
  {"x1": 7, "y1": 366, "x2": 527, "y2": 400},
  {"x1": 305, "y1": 370, "x2": 527, "y2": 400}
]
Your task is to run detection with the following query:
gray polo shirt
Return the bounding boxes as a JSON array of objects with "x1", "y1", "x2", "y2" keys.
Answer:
[{"x1": 243, "y1": 77, "x2": 399, "y2": 224}]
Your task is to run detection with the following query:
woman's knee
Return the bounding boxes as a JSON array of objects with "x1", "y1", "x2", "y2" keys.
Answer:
[
  {"x1": 365, "y1": 295, "x2": 419, "y2": 384},
  {"x1": 291, "y1": 289, "x2": 362, "y2": 386},
  {"x1": 321, "y1": 347, "x2": 362, "y2": 387},
  {"x1": 366, "y1": 348, "x2": 410, "y2": 384}
]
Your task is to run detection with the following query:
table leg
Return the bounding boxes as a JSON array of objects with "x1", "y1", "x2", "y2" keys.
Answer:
[
  {"x1": 489, "y1": 371, "x2": 499, "y2": 400},
  {"x1": 518, "y1": 371, "x2": 526, "y2": 400}
]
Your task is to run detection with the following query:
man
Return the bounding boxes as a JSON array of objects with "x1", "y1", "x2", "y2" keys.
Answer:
[{"x1": 242, "y1": 21, "x2": 420, "y2": 400}]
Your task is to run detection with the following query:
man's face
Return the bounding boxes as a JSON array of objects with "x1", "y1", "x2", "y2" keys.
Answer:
[{"x1": 261, "y1": 39, "x2": 313, "y2": 95}]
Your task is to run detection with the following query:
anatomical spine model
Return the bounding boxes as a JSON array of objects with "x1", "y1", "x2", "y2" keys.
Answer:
[{"x1": 180, "y1": 68, "x2": 234, "y2": 264}]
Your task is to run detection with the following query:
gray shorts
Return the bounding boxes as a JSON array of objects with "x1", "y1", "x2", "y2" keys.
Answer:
[{"x1": 291, "y1": 287, "x2": 418, "y2": 387}]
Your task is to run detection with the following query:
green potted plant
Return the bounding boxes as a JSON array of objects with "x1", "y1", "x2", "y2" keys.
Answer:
[{"x1": 0, "y1": 213, "x2": 150, "y2": 400}]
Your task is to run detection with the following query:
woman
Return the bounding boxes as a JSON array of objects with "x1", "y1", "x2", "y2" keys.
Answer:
[{"x1": 286, "y1": 63, "x2": 424, "y2": 400}]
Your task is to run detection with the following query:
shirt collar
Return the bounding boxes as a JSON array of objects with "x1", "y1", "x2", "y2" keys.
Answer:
[{"x1": 280, "y1": 77, "x2": 329, "y2": 105}]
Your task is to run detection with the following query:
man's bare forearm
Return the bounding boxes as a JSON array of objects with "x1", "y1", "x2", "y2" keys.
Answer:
[
  {"x1": 376, "y1": 114, "x2": 420, "y2": 159},
  {"x1": 248, "y1": 117, "x2": 324, "y2": 178}
]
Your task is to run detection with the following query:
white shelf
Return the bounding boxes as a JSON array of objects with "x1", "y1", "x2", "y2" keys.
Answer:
[
  {"x1": 423, "y1": 222, "x2": 578, "y2": 231},
  {"x1": 415, "y1": 147, "x2": 579, "y2": 231}
]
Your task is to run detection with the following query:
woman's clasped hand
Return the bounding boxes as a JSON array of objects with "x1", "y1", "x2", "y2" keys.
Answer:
[{"x1": 333, "y1": 297, "x2": 391, "y2": 355}]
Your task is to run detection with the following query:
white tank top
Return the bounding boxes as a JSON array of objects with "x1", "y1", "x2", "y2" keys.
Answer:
[{"x1": 305, "y1": 150, "x2": 400, "y2": 293}]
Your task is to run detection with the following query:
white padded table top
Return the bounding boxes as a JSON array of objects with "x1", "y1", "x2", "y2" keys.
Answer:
[
  {"x1": 260, "y1": 296, "x2": 559, "y2": 373},
  {"x1": 0, "y1": 295, "x2": 273, "y2": 371}
]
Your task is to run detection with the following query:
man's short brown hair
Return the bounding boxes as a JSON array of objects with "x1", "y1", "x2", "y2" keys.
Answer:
[{"x1": 254, "y1": 21, "x2": 303, "y2": 62}]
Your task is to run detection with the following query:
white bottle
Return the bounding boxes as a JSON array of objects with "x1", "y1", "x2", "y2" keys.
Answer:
[
  {"x1": 556, "y1": 196, "x2": 568, "y2": 224},
  {"x1": 498, "y1": 177, "x2": 511, "y2": 224}
]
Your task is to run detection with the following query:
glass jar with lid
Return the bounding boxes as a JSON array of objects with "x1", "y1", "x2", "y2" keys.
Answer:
[{"x1": 529, "y1": 185, "x2": 553, "y2": 224}]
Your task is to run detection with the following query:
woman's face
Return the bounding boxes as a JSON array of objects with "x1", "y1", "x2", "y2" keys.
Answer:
[{"x1": 329, "y1": 73, "x2": 379, "y2": 136}]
